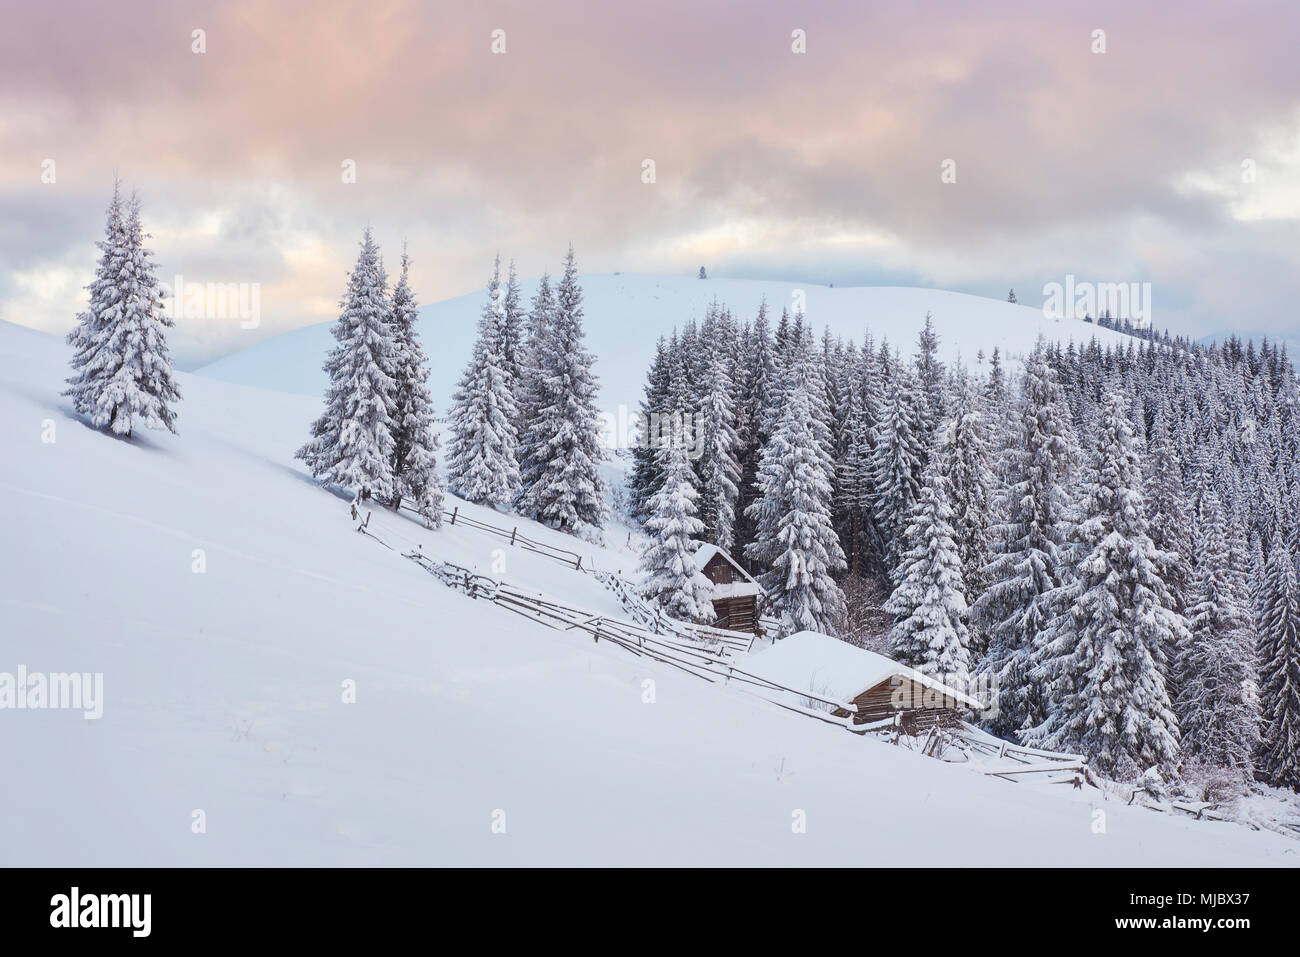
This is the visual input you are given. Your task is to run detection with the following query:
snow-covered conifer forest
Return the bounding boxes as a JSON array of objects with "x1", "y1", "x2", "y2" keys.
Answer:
[{"x1": 626, "y1": 300, "x2": 1300, "y2": 792}]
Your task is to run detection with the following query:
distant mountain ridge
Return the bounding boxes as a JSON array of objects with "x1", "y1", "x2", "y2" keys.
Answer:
[{"x1": 194, "y1": 274, "x2": 1133, "y2": 413}]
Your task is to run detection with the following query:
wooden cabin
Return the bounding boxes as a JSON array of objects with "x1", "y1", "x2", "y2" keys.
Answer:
[
  {"x1": 693, "y1": 544, "x2": 765, "y2": 635},
  {"x1": 741, "y1": 631, "x2": 981, "y2": 731}
]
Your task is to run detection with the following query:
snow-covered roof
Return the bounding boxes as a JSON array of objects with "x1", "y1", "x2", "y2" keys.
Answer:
[
  {"x1": 739, "y1": 631, "x2": 982, "y2": 709},
  {"x1": 693, "y1": 544, "x2": 767, "y2": 596},
  {"x1": 693, "y1": 543, "x2": 725, "y2": 571},
  {"x1": 709, "y1": 581, "x2": 763, "y2": 599}
]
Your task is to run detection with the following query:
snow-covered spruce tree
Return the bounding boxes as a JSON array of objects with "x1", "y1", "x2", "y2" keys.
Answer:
[
  {"x1": 836, "y1": 347, "x2": 874, "y2": 577},
  {"x1": 851, "y1": 337, "x2": 893, "y2": 578},
  {"x1": 639, "y1": 438, "x2": 714, "y2": 622},
  {"x1": 627, "y1": 336, "x2": 672, "y2": 519},
  {"x1": 984, "y1": 346, "x2": 1007, "y2": 410},
  {"x1": 446, "y1": 259, "x2": 522, "y2": 507},
  {"x1": 744, "y1": 329, "x2": 812, "y2": 572},
  {"x1": 296, "y1": 227, "x2": 397, "y2": 501},
  {"x1": 515, "y1": 271, "x2": 553, "y2": 475},
  {"x1": 973, "y1": 345, "x2": 1074, "y2": 738},
  {"x1": 65, "y1": 184, "x2": 128, "y2": 420},
  {"x1": 735, "y1": 300, "x2": 779, "y2": 561},
  {"x1": 387, "y1": 246, "x2": 445, "y2": 526},
  {"x1": 744, "y1": 374, "x2": 847, "y2": 635},
  {"x1": 499, "y1": 259, "x2": 526, "y2": 389},
  {"x1": 934, "y1": 375, "x2": 993, "y2": 607},
  {"x1": 1144, "y1": 408, "x2": 1194, "y2": 619},
  {"x1": 1257, "y1": 544, "x2": 1300, "y2": 790},
  {"x1": 870, "y1": 363, "x2": 927, "y2": 574},
  {"x1": 65, "y1": 188, "x2": 181, "y2": 437},
  {"x1": 516, "y1": 247, "x2": 607, "y2": 533},
  {"x1": 698, "y1": 347, "x2": 741, "y2": 549},
  {"x1": 1030, "y1": 391, "x2": 1183, "y2": 777},
  {"x1": 912, "y1": 312, "x2": 945, "y2": 446},
  {"x1": 1174, "y1": 479, "x2": 1258, "y2": 774},
  {"x1": 885, "y1": 464, "x2": 972, "y2": 684}
]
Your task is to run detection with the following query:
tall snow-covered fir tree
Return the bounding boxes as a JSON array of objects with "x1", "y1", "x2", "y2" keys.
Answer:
[
  {"x1": 65, "y1": 186, "x2": 181, "y2": 437},
  {"x1": 387, "y1": 245, "x2": 445, "y2": 526},
  {"x1": 743, "y1": 328, "x2": 805, "y2": 574},
  {"x1": 639, "y1": 438, "x2": 714, "y2": 622},
  {"x1": 1174, "y1": 477, "x2": 1259, "y2": 773},
  {"x1": 885, "y1": 463, "x2": 972, "y2": 683},
  {"x1": 912, "y1": 312, "x2": 945, "y2": 445},
  {"x1": 698, "y1": 347, "x2": 741, "y2": 550},
  {"x1": 745, "y1": 371, "x2": 846, "y2": 635},
  {"x1": 973, "y1": 345, "x2": 1075, "y2": 738},
  {"x1": 870, "y1": 362, "x2": 927, "y2": 574},
  {"x1": 735, "y1": 301, "x2": 779, "y2": 563},
  {"x1": 1257, "y1": 544, "x2": 1300, "y2": 790},
  {"x1": 933, "y1": 375, "x2": 993, "y2": 608},
  {"x1": 516, "y1": 247, "x2": 607, "y2": 533},
  {"x1": 446, "y1": 258, "x2": 522, "y2": 507},
  {"x1": 516, "y1": 271, "x2": 553, "y2": 469},
  {"x1": 296, "y1": 227, "x2": 397, "y2": 501},
  {"x1": 1144, "y1": 407, "x2": 1194, "y2": 620},
  {"x1": 1029, "y1": 391, "x2": 1183, "y2": 776},
  {"x1": 628, "y1": 336, "x2": 673, "y2": 519},
  {"x1": 499, "y1": 259, "x2": 527, "y2": 389}
]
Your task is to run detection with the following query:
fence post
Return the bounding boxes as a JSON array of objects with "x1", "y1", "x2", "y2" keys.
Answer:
[
  {"x1": 450, "y1": 506, "x2": 458, "y2": 526},
  {"x1": 510, "y1": 527, "x2": 517, "y2": 546}
]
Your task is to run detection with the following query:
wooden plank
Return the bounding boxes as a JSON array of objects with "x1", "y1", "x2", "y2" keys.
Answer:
[{"x1": 987, "y1": 763, "x2": 1084, "y2": 778}]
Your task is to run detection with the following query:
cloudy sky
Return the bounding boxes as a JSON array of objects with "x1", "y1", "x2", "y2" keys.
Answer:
[{"x1": 3, "y1": 0, "x2": 1299, "y2": 365}]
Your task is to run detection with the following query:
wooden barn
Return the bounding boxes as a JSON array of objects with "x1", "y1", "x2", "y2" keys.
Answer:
[
  {"x1": 741, "y1": 631, "x2": 981, "y2": 732},
  {"x1": 693, "y1": 544, "x2": 765, "y2": 635}
]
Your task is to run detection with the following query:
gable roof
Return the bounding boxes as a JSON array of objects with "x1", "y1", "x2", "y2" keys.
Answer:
[
  {"x1": 740, "y1": 631, "x2": 982, "y2": 709},
  {"x1": 693, "y1": 544, "x2": 767, "y2": 596}
]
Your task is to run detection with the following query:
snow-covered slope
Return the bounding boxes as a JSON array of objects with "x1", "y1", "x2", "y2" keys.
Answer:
[
  {"x1": 2, "y1": 319, "x2": 1293, "y2": 866},
  {"x1": 194, "y1": 275, "x2": 1133, "y2": 412}
]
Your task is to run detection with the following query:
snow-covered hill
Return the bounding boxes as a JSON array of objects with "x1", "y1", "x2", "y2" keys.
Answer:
[
  {"x1": 2, "y1": 318, "x2": 1294, "y2": 866},
  {"x1": 195, "y1": 275, "x2": 1133, "y2": 413}
]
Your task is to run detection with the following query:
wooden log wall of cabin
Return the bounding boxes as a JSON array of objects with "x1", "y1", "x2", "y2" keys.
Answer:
[
  {"x1": 850, "y1": 679, "x2": 963, "y2": 728},
  {"x1": 711, "y1": 596, "x2": 758, "y2": 635}
]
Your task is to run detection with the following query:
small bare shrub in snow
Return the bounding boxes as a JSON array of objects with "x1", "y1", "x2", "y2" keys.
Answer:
[
  {"x1": 1179, "y1": 760, "x2": 1250, "y2": 805},
  {"x1": 837, "y1": 575, "x2": 893, "y2": 654}
]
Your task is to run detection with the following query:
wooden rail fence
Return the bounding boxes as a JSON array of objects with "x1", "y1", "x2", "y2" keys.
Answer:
[{"x1": 394, "y1": 500, "x2": 759, "y2": 651}]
